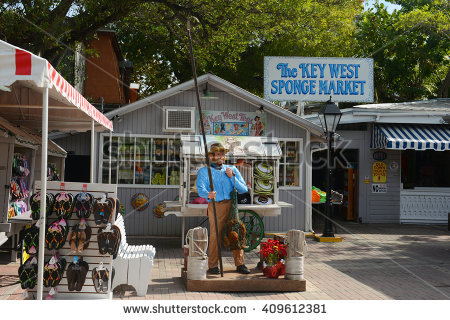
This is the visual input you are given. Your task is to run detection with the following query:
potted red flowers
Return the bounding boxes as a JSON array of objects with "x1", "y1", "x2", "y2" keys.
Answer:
[{"x1": 259, "y1": 239, "x2": 287, "y2": 279}]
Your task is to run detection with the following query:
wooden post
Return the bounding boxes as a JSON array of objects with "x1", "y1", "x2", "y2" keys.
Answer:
[{"x1": 287, "y1": 229, "x2": 306, "y2": 257}]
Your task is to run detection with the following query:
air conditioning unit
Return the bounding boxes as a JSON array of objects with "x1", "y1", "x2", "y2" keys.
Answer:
[{"x1": 163, "y1": 106, "x2": 196, "y2": 133}]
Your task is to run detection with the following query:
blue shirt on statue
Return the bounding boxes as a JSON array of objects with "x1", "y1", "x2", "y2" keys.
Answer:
[{"x1": 196, "y1": 164, "x2": 248, "y2": 202}]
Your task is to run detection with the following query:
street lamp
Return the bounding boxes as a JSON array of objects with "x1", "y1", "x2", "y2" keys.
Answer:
[{"x1": 318, "y1": 97, "x2": 341, "y2": 238}]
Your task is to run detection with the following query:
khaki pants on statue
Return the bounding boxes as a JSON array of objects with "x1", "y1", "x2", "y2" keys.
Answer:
[{"x1": 208, "y1": 200, "x2": 244, "y2": 269}]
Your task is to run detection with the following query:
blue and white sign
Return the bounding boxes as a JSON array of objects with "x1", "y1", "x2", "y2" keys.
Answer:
[{"x1": 264, "y1": 56, "x2": 374, "y2": 102}]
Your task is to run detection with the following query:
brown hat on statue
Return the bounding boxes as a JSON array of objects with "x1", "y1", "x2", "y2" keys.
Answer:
[{"x1": 208, "y1": 142, "x2": 229, "y2": 154}]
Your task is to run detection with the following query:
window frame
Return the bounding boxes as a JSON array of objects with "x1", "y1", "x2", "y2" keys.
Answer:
[
  {"x1": 278, "y1": 138, "x2": 303, "y2": 191},
  {"x1": 99, "y1": 133, "x2": 181, "y2": 188}
]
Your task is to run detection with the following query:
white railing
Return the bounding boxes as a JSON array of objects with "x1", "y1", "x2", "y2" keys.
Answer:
[{"x1": 400, "y1": 189, "x2": 450, "y2": 224}]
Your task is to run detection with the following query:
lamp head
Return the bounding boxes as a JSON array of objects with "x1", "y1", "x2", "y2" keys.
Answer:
[{"x1": 318, "y1": 97, "x2": 341, "y2": 134}]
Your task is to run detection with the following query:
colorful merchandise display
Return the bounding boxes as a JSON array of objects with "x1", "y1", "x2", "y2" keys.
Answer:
[{"x1": 131, "y1": 193, "x2": 150, "y2": 211}]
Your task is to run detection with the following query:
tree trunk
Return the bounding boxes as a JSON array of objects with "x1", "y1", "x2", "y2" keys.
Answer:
[
  {"x1": 74, "y1": 42, "x2": 86, "y2": 95},
  {"x1": 438, "y1": 68, "x2": 450, "y2": 98}
]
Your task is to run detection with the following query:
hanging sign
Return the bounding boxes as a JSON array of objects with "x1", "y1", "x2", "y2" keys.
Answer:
[
  {"x1": 373, "y1": 151, "x2": 387, "y2": 161},
  {"x1": 264, "y1": 56, "x2": 374, "y2": 102},
  {"x1": 372, "y1": 161, "x2": 387, "y2": 183},
  {"x1": 372, "y1": 183, "x2": 387, "y2": 193},
  {"x1": 198, "y1": 111, "x2": 266, "y2": 136}
]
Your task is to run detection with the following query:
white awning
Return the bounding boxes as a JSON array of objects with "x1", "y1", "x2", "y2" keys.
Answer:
[
  {"x1": 0, "y1": 39, "x2": 112, "y2": 132},
  {"x1": 371, "y1": 124, "x2": 450, "y2": 151},
  {"x1": 181, "y1": 135, "x2": 282, "y2": 158}
]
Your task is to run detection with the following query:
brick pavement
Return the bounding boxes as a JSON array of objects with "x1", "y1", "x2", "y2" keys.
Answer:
[{"x1": 1, "y1": 222, "x2": 449, "y2": 300}]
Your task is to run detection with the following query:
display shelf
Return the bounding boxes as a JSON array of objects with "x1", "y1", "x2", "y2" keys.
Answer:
[{"x1": 26, "y1": 181, "x2": 118, "y2": 300}]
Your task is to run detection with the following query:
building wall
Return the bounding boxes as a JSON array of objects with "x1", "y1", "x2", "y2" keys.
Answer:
[
  {"x1": 337, "y1": 128, "x2": 401, "y2": 223},
  {"x1": 84, "y1": 32, "x2": 123, "y2": 105},
  {"x1": 99, "y1": 88, "x2": 308, "y2": 236}
]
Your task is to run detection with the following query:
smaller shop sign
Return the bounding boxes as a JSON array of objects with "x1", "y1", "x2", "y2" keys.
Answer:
[
  {"x1": 372, "y1": 161, "x2": 387, "y2": 183},
  {"x1": 372, "y1": 183, "x2": 387, "y2": 193}
]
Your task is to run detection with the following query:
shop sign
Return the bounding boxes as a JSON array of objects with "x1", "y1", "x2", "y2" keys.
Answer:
[
  {"x1": 198, "y1": 111, "x2": 266, "y2": 136},
  {"x1": 372, "y1": 183, "x2": 387, "y2": 193},
  {"x1": 264, "y1": 56, "x2": 374, "y2": 102},
  {"x1": 373, "y1": 151, "x2": 387, "y2": 161},
  {"x1": 372, "y1": 161, "x2": 387, "y2": 183}
]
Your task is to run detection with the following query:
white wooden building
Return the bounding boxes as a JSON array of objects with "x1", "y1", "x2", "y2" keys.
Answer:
[
  {"x1": 305, "y1": 99, "x2": 450, "y2": 224},
  {"x1": 54, "y1": 74, "x2": 327, "y2": 236}
]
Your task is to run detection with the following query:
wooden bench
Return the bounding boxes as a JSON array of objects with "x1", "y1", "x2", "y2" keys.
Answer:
[{"x1": 112, "y1": 215, "x2": 156, "y2": 296}]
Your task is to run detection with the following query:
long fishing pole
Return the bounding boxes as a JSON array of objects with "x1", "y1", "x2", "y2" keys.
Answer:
[{"x1": 186, "y1": 19, "x2": 224, "y2": 277}]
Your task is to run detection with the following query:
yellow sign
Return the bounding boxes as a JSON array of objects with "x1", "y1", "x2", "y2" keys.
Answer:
[{"x1": 372, "y1": 161, "x2": 387, "y2": 183}]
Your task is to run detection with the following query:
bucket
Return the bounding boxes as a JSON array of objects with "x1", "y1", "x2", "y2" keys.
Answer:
[
  {"x1": 285, "y1": 256, "x2": 304, "y2": 280},
  {"x1": 183, "y1": 245, "x2": 189, "y2": 270},
  {"x1": 187, "y1": 256, "x2": 207, "y2": 280}
]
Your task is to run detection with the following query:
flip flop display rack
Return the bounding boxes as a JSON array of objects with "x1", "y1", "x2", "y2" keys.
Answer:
[{"x1": 23, "y1": 181, "x2": 118, "y2": 300}]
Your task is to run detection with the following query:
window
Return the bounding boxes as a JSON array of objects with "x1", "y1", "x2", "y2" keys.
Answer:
[
  {"x1": 401, "y1": 149, "x2": 450, "y2": 188},
  {"x1": 101, "y1": 135, "x2": 181, "y2": 187},
  {"x1": 279, "y1": 139, "x2": 303, "y2": 189}
]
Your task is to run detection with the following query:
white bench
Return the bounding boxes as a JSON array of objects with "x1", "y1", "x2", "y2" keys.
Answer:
[{"x1": 112, "y1": 215, "x2": 156, "y2": 296}]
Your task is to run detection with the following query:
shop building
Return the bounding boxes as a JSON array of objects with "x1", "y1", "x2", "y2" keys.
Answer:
[
  {"x1": 305, "y1": 99, "x2": 450, "y2": 224},
  {"x1": 55, "y1": 74, "x2": 326, "y2": 236}
]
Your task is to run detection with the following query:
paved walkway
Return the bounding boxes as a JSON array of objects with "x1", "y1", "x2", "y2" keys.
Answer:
[{"x1": 1, "y1": 222, "x2": 449, "y2": 300}]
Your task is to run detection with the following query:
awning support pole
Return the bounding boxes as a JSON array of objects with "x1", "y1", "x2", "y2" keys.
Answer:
[
  {"x1": 109, "y1": 130, "x2": 112, "y2": 184},
  {"x1": 37, "y1": 87, "x2": 49, "y2": 300},
  {"x1": 90, "y1": 120, "x2": 95, "y2": 183}
]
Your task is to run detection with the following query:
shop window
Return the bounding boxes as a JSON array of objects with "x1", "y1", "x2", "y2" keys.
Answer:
[
  {"x1": 401, "y1": 149, "x2": 450, "y2": 188},
  {"x1": 279, "y1": 139, "x2": 302, "y2": 189},
  {"x1": 101, "y1": 135, "x2": 181, "y2": 186}
]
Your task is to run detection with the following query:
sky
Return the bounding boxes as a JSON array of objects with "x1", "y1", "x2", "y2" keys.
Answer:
[{"x1": 364, "y1": 0, "x2": 402, "y2": 13}]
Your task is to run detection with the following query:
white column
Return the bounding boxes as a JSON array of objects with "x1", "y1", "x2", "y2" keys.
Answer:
[
  {"x1": 36, "y1": 87, "x2": 49, "y2": 300},
  {"x1": 304, "y1": 130, "x2": 313, "y2": 232},
  {"x1": 90, "y1": 120, "x2": 95, "y2": 183},
  {"x1": 109, "y1": 130, "x2": 112, "y2": 184}
]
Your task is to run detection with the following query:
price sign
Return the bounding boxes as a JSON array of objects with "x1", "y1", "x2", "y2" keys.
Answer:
[{"x1": 372, "y1": 161, "x2": 387, "y2": 183}]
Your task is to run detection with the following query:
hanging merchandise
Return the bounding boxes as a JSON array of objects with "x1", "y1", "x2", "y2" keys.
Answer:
[
  {"x1": 45, "y1": 220, "x2": 69, "y2": 250},
  {"x1": 66, "y1": 256, "x2": 89, "y2": 292},
  {"x1": 152, "y1": 203, "x2": 167, "y2": 218},
  {"x1": 73, "y1": 192, "x2": 94, "y2": 219},
  {"x1": 18, "y1": 257, "x2": 38, "y2": 289},
  {"x1": 312, "y1": 186, "x2": 326, "y2": 203},
  {"x1": 53, "y1": 192, "x2": 74, "y2": 220},
  {"x1": 12, "y1": 154, "x2": 30, "y2": 177},
  {"x1": 7, "y1": 206, "x2": 15, "y2": 219},
  {"x1": 93, "y1": 196, "x2": 115, "y2": 225},
  {"x1": 19, "y1": 224, "x2": 40, "y2": 255},
  {"x1": 131, "y1": 193, "x2": 149, "y2": 211},
  {"x1": 223, "y1": 188, "x2": 247, "y2": 251},
  {"x1": 43, "y1": 255, "x2": 66, "y2": 288},
  {"x1": 47, "y1": 163, "x2": 60, "y2": 181},
  {"x1": 12, "y1": 200, "x2": 28, "y2": 217},
  {"x1": 92, "y1": 264, "x2": 110, "y2": 293},
  {"x1": 67, "y1": 220, "x2": 92, "y2": 254},
  {"x1": 29, "y1": 192, "x2": 55, "y2": 220},
  {"x1": 97, "y1": 223, "x2": 121, "y2": 258}
]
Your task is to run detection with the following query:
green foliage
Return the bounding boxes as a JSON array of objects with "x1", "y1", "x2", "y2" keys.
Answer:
[
  {"x1": 115, "y1": 0, "x2": 363, "y2": 95},
  {"x1": 356, "y1": 1, "x2": 450, "y2": 102}
]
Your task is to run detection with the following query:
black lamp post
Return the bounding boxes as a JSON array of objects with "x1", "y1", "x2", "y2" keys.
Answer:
[{"x1": 318, "y1": 97, "x2": 342, "y2": 237}]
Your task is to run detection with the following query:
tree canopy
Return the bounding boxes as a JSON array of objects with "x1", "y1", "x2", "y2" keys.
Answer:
[
  {"x1": 1, "y1": 0, "x2": 448, "y2": 102},
  {"x1": 355, "y1": 0, "x2": 449, "y2": 101}
]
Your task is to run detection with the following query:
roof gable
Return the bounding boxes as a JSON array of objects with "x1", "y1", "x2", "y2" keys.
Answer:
[{"x1": 105, "y1": 73, "x2": 323, "y2": 137}]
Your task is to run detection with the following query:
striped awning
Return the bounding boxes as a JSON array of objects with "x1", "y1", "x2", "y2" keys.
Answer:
[{"x1": 371, "y1": 124, "x2": 450, "y2": 151}]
